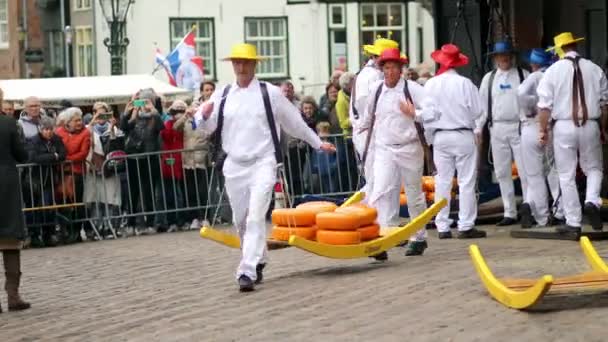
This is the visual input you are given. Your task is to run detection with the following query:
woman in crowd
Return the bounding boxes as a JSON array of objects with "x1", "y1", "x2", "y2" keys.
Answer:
[
  {"x1": 199, "y1": 81, "x2": 216, "y2": 102},
  {"x1": 300, "y1": 96, "x2": 321, "y2": 130},
  {"x1": 319, "y1": 83, "x2": 341, "y2": 134},
  {"x1": 158, "y1": 101, "x2": 187, "y2": 232},
  {"x1": 0, "y1": 92, "x2": 31, "y2": 312},
  {"x1": 83, "y1": 102, "x2": 125, "y2": 239},
  {"x1": 55, "y1": 107, "x2": 91, "y2": 242},
  {"x1": 174, "y1": 100, "x2": 211, "y2": 230},
  {"x1": 26, "y1": 117, "x2": 67, "y2": 247},
  {"x1": 121, "y1": 92, "x2": 164, "y2": 235}
]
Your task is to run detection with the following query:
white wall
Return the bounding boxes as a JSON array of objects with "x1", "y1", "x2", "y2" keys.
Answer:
[
  {"x1": 94, "y1": 0, "x2": 436, "y2": 98},
  {"x1": 95, "y1": 0, "x2": 330, "y2": 97}
]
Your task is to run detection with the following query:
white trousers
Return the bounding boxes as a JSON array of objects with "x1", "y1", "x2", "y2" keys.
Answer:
[
  {"x1": 553, "y1": 120, "x2": 603, "y2": 227},
  {"x1": 224, "y1": 156, "x2": 276, "y2": 281},
  {"x1": 369, "y1": 143, "x2": 427, "y2": 241},
  {"x1": 433, "y1": 130, "x2": 478, "y2": 233},
  {"x1": 353, "y1": 130, "x2": 375, "y2": 204},
  {"x1": 490, "y1": 121, "x2": 528, "y2": 218},
  {"x1": 520, "y1": 121, "x2": 564, "y2": 226}
]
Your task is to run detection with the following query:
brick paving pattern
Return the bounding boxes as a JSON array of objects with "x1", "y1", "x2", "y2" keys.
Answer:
[{"x1": 2, "y1": 226, "x2": 608, "y2": 341}]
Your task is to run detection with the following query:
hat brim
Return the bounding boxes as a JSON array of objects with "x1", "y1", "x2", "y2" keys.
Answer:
[
  {"x1": 548, "y1": 37, "x2": 585, "y2": 50},
  {"x1": 377, "y1": 55, "x2": 409, "y2": 67},
  {"x1": 363, "y1": 45, "x2": 380, "y2": 56},
  {"x1": 431, "y1": 50, "x2": 469, "y2": 68},
  {"x1": 221, "y1": 56, "x2": 267, "y2": 61},
  {"x1": 486, "y1": 49, "x2": 516, "y2": 56}
]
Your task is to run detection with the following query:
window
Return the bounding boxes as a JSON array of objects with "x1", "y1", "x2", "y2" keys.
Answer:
[
  {"x1": 74, "y1": 0, "x2": 92, "y2": 10},
  {"x1": 360, "y1": 3, "x2": 406, "y2": 62},
  {"x1": 170, "y1": 18, "x2": 215, "y2": 80},
  {"x1": 75, "y1": 27, "x2": 95, "y2": 76},
  {"x1": 328, "y1": 4, "x2": 347, "y2": 71},
  {"x1": 47, "y1": 31, "x2": 64, "y2": 69},
  {"x1": 245, "y1": 17, "x2": 289, "y2": 78},
  {"x1": 0, "y1": 0, "x2": 8, "y2": 49}
]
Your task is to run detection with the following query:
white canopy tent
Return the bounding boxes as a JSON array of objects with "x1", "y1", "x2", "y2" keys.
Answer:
[{"x1": 0, "y1": 74, "x2": 193, "y2": 107}]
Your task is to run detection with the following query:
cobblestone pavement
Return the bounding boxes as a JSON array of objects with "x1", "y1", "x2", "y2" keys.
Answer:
[{"x1": 2, "y1": 225, "x2": 608, "y2": 342}]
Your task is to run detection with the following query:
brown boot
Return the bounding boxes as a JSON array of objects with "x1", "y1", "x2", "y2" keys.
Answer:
[{"x1": 3, "y1": 250, "x2": 31, "y2": 311}]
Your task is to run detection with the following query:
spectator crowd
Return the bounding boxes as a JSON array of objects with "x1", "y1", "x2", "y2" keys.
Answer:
[{"x1": 1, "y1": 66, "x2": 430, "y2": 248}]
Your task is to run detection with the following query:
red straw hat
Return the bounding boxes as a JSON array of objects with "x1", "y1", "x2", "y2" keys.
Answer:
[
  {"x1": 431, "y1": 44, "x2": 469, "y2": 68},
  {"x1": 377, "y1": 48, "x2": 409, "y2": 67}
]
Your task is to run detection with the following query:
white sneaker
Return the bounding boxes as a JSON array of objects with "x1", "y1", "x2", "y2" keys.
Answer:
[
  {"x1": 168, "y1": 224, "x2": 178, "y2": 233},
  {"x1": 190, "y1": 219, "x2": 201, "y2": 230},
  {"x1": 145, "y1": 226, "x2": 157, "y2": 235}
]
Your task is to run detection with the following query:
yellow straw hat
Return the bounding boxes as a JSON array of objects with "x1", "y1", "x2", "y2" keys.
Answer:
[
  {"x1": 222, "y1": 43, "x2": 267, "y2": 61},
  {"x1": 548, "y1": 32, "x2": 585, "y2": 50},
  {"x1": 363, "y1": 38, "x2": 399, "y2": 56}
]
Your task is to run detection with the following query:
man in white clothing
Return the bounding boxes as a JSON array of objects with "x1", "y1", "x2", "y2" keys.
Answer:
[
  {"x1": 477, "y1": 41, "x2": 529, "y2": 226},
  {"x1": 538, "y1": 32, "x2": 608, "y2": 234},
  {"x1": 350, "y1": 38, "x2": 399, "y2": 202},
  {"x1": 199, "y1": 43, "x2": 335, "y2": 292},
  {"x1": 517, "y1": 48, "x2": 565, "y2": 228},
  {"x1": 422, "y1": 44, "x2": 487, "y2": 240},
  {"x1": 360, "y1": 47, "x2": 431, "y2": 258}
]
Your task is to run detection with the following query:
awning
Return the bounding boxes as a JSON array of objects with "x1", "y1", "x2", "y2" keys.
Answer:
[{"x1": 0, "y1": 74, "x2": 193, "y2": 107}]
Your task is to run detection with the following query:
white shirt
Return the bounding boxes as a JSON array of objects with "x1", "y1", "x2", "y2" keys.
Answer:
[
  {"x1": 517, "y1": 69, "x2": 546, "y2": 121},
  {"x1": 350, "y1": 59, "x2": 383, "y2": 131},
  {"x1": 421, "y1": 69, "x2": 483, "y2": 133},
  {"x1": 537, "y1": 51, "x2": 608, "y2": 121},
  {"x1": 361, "y1": 79, "x2": 426, "y2": 146},
  {"x1": 478, "y1": 67, "x2": 529, "y2": 126},
  {"x1": 196, "y1": 78, "x2": 322, "y2": 163}
]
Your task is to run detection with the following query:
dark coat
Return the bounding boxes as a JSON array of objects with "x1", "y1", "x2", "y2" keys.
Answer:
[
  {"x1": 25, "y1": 134, "x2": 67, "y2": 195},
  {"x1": 0, "y1": 115, "x2": 28, "y2": 240}
]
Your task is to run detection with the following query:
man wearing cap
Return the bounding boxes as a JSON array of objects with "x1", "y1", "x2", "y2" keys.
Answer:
[
  {"x1": 477, "y1": 41, "x2": 530, "y2": 226},
  {"x1": 537, "y1": 32, "x2": 608, "y2": 234},
  {"x1": 198, "y1": 43, "x2": 335, "y2": 292},
  {"x1": 360, "y1": 47, "x2": 431, "y2": 257},
  {"x1": 422, "y1": 44, "x2": 487, "y2": 239},
  {"x1": 517, "y1": 48, "x2": 564, "y2": 228},
  {"x1": 350, "y1": 38, "x2": 398, "y2": 202}
]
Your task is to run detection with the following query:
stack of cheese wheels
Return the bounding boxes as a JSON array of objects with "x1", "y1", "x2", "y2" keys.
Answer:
[
  {"x1": 270, "y1": 201, "x2": 337, "y2": 241},
  {"x1": 315, "y1": 203, "x2": 380, "y2": 245}
]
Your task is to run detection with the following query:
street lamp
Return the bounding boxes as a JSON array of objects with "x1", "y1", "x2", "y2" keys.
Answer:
[{"x1": 99, "y1": 0, "x2": 134, "y2": 75}]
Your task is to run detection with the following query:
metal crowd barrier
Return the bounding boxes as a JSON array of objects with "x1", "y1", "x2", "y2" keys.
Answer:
[{"x1": 18, "y1": 134, "x2": 361, "y2": 242}]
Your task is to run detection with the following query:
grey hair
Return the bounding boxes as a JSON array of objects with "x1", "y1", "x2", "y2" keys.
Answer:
[
  {"x1": 338, "y1": 72, "x2": 356, "y2": 90},
  {"x1": 59, "y1": 107, "x2": 83, "y2": 125}
]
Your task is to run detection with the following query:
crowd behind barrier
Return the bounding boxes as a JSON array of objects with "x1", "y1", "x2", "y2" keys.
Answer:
[{"x1": 17, "y1": 134, "x2": 359, "y2": 247}]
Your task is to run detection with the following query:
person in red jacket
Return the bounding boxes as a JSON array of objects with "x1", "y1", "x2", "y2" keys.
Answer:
[
  {"x1": 55, "y1": 107, "x2": 91, "y2": 242},
  {"x1": 158, "y1": 101, "x2": 186, "y2": 232}
]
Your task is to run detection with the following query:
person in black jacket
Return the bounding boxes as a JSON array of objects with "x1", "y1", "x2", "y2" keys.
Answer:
[
  {"x1": 25, "y1": 117, "x2": 67, "y2": 247},
  {"x1": 0, "y1": 99, "x2": 31, "y2": 312},
  {"x1": 120, "y1": 94, "x2": 164, "y2": 234}
]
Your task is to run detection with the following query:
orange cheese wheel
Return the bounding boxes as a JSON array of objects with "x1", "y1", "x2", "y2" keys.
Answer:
[
  {"x1": 512, "y1": 163, "x2": 518, "y2": 177},
  {"x1": 316, "y1": 211, "x2": 362, "y2": 230},
  {"x1": 296, "y1": 201, "x2": 338, "y2": 214},
  {"x1": 422, "y1": 176, "x2": 435, "y2": 192},
  {"x1": 400, "y1": 185, "x2": 405, "y2": 194},
  {"x1": 271, "y1": 208, "x2": 317, "y2": 227},
  {"x1": 335, "y1": 206, "x2": 377, "y2": 227},
  {"x1": 357, "y1": 224, "x2": 380, "y2": 241},
  {"x1": 316, "y1": 230, "x2": 361, "y2": 245},
  {"x1": 400, "y1": 193, "x2": 407, "y2": 205},
  {"x1": 426, "y1": 192, "x2": 435, "y2": 203},
  {"x1": 271, "y1": 226, "x2": 317, "y2": 241}
]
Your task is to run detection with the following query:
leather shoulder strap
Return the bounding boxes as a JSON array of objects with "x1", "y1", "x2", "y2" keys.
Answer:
[
  {"x1": 259, "y1": 82, "x2": 283, "y2": 164},
  {"x1": 487, "y1": 69, "x2": 497, "y2": 127},
  {"x1": 517, "y1": 67, "x2": 525, "y2": 83},
  {"x1": 403, "y1": 81, "x2": 429, "y2": 148},
  {"x1": 215, "y1": 84, "x2": 232, "y2": 150}
]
